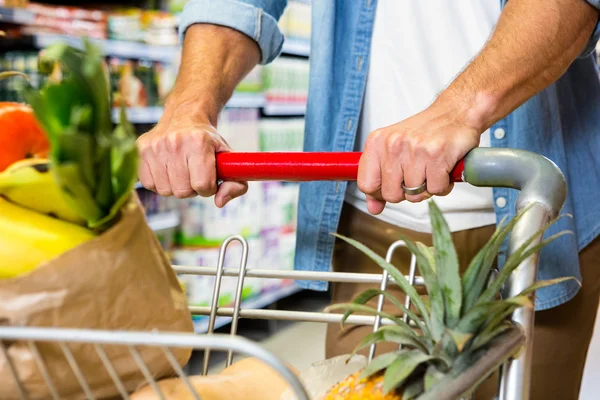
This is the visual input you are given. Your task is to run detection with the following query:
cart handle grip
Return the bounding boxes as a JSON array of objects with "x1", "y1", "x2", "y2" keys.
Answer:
[{"x1": 216, "y1": 152, "x2": 466, "y2": 182}]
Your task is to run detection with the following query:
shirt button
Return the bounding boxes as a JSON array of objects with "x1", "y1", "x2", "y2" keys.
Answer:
[
  {"x1": 494, "y1": 128, "x2": 506, "y2": 139},
  {"x1": 496, "y1": 197, "x2": 507, "y2": 208}
]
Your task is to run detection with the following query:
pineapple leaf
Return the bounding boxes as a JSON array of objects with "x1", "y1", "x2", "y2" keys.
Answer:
[
  {"x1": 403, "y1": 377, "x2": 425, "y2": 399},
  {"x1": 469, "y1": 322, "x2": 514, "y2": 352},
  {"x1": 359, "y1": 351, "x2": 400, "y2": 381},
  {"x1": 445, "y1": 329, "x2": 473, "y2": 352},
  {"x1": 350, "y1": 326, "x2": 428, "y2": 358},
  {"x1": 383, "y1": 349, "x2": 436, "y2": 394},
  {"x1": 517, "y1": 276, "x2": 579, "y2": 297},
  {"x1": 416, "y1": 242, "x2": 436, "y2": 273},
  {"x1": 324, "y1": 303, "x2": 409, "y2": 330},
  {"x1": 424, "y1": 365, "x2": 446, "y2": 391},
  {"x1": 344, "y1": 288, "x2": 429, "y2": 336},
  {"x1": 332, "y1": 234, "x2": 431, "y2": 329},
  {"x1": 455, "y1": 296, "x2": 531, "y2": 338},
  {"x1": 428, "y1": 201, "x2": 462, "y2": 328},
  {"x1": 461, "y1": 212, "x2": 521, "y2": 313},
  {"x1": 477, "y1": 229, "x2": 572, "y2": 305},
  {"x1": 396, "y1": 233, "x2": 445, "y2": 341}
]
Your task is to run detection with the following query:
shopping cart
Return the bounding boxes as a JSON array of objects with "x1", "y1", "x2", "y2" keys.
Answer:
[{"x1": 0, "y1": 147, "x2": 567, "y2": 400}]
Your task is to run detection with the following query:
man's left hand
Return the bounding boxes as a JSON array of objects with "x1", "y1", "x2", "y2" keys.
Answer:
[{"x1": 357, "y1": 101, "x2": 482, "y2": 215}]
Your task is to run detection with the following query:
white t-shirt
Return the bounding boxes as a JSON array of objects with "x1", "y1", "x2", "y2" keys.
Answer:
[{"x1": 345, "y1": 0, "x2": 501, "y2": 233}]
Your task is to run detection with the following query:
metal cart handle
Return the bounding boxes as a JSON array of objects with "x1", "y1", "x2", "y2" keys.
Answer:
[{"x1": 217, "y1": 147, "x2": 568, "y2": 400}]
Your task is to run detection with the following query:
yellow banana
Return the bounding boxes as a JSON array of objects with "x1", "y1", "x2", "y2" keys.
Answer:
[
  {"x1": 0, "y1": 197, "x2": 95, "y2": 279},
  {"x1": 0, "y1": 158, "x2": 86, "y2": 225}
]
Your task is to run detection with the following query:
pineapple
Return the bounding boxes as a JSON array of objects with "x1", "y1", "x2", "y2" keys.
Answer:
[{"x1": 323, "y1": 201, "x2": 572, "y2": 400}]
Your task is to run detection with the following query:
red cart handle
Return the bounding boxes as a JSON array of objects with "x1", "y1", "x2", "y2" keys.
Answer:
[{"x1": 216, "y1": 152, "x2": 465, "y2": 183}]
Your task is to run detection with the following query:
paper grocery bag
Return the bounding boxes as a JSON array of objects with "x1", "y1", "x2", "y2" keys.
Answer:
[{"x1": 0, "y1": 195, "x2": 194, "y2": 399}]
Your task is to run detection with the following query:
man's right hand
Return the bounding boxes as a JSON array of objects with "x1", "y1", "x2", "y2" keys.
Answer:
[
  {"x1": 136, "y1": 24, "x2": 260, "y2": 207},
  {"x1": 137, "y1": 112, "x2": 248, "y2": 207}
]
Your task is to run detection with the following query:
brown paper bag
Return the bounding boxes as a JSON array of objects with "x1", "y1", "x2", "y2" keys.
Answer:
[{"x1": 0, "y1": 195, "x2": 194, "y2": 399}]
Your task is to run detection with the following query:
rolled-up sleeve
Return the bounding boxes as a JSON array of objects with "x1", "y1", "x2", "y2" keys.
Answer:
[
  {"x1": 178, "y1": 0, "x2": 287, "y2": 64},
  {"x1": 579, "y1": 0, "x2": 600, "y2": 57}
]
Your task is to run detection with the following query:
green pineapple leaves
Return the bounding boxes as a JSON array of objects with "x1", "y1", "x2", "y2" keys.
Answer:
[
  {"x1": 21, "y1": 40, "x2": 138, "y2": 232},
  {"x1": 428, "y1": 202, "x2": 462, "y2": 328},
  {"x1": 328, "y1": 200, "x2": 575, "y2": 398}
]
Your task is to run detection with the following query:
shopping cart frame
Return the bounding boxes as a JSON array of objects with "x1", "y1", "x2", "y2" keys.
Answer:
[{"x1": 0, "y1": 147, "x2": 567, "y2": 400}]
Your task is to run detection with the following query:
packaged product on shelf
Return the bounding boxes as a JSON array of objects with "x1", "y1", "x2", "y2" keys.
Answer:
[
  {"x1": 218, "y1": 108, "x2": 260, "y2": 152},
  {"x1": 260, "y1": 228, "x2": 284, "y2": 291},
  {"x1": 155, "y1": 60, "x2": 179, "y2": 105},
  {"x1": 107, "y1": 9, "x2": 144, "y2": 42},
  {"x1": 263, "y1": 57, "x2": 309, "y2": 105},
  {"x1": 136, "y1": 58, "x2": 159, "y2": 106},
  {"x1": 279, "y1": 0, "x2": 312, "y2": 42},
  {"x1": 142, "y1": 10, "x2": 178, "y2": 46},
  {"x1": 236, "y1": 65, "x2": 263, "y2": 93},
  {"x1": 259, "y1": 117, "x2": 305, "y2": 152},
  {"x1": 24, "y1": 3, "x2": 107, "y2": 39},
  {"x1": 176, "y1": 182, "x2": 263, "y2": 246},
  {"x1": 110, "y1": 59, "x2": 151, "y2": 108}
]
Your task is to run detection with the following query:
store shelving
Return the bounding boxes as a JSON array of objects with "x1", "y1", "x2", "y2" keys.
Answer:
[
  {"x1": 111, "y1": 93, "x2": 266, "y2": 123},
  {"x1": 32, "y1": 33, "x2": 180, "y2": 63},
  {"x1": 262, "y1": 102, "x2": 307, "y2": 116},
  {"x1": 192, "y1": 284, "x2": 302, "y2": 333},
  {"x1": 0, "y1": 7, "x2": 34, "y2": 25},
  {"x1": 146, "y1": 210, "x2": 180, "y2": 231},
  {"x1": 281, "y1": 37, "x2": 310, "y2": 57},
  {"x1": 27, "y1": 32, "x2": 309, "y2": 62}
]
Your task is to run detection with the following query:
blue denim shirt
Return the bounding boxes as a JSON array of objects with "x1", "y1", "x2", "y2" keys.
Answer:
[{"x1": 180, "y1": 0, "x2": 600, "y2": 310}]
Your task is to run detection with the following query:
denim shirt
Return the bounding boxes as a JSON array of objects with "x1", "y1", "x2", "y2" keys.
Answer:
[{"x1": 180, "y1": 0, "x2": 600, "y2": 310}]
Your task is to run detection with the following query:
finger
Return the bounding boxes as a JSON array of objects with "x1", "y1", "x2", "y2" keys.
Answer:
[
  {"x1": 357, "y1": 147, "x2": 383, "y2": 201},
  {"x1": 147, "y1": 155, "x2": 173, "y2": 196},
  {"x1": 366, "y1": 195, "x2": 386, "y2": 215},
  {"x1": 380, "y1": 155, "x2": 405, "y2": 204},
  {"x1": 167, "y1": 156, "x2": 195, "y2": 199},
  {"x1": 138, "y1": 158, "x2": 156, "y2": 192},
  {"x1": 403, "y1": 160, "x2": 429, "y2": 203},
  {"x1": 425, "y1": 163, "x2": 452, "y2": 197},
  {"x1": 188, "y1": 151, "x2": 218, "y2": 197},
  {"x1": 215, "y1": 181, "x2": 249, "y2": 208}
]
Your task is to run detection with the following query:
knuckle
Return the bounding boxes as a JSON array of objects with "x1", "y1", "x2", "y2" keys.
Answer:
[
  {"x1": 173, "y1": 188, "x2": 195, "y2": 199},
  {"x1": 357, "y1": 180, "x2": 378, "y2": 195},
  {"x1": 385, "y1": 133, "x2": 406, "y2": 153},
  {"x1": 156, "y1": 188, "x2": 173, "y2": 197},
  {"x1": 191, "y1": 179, "x2": 216, "y2": 195},
  {"x1": 166, "y1": 132, "x2": 185, "y2": 153}
]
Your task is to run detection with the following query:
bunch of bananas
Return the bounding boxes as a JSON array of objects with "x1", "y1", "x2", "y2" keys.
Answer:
[
  {"x1": 0, "y1": 40, "x2": 138, "y2": 279},
  {"x1": 0, "y1": 158, "x2": 95, "y2": 279}
]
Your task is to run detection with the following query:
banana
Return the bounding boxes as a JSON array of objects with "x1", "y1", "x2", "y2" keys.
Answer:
[
  {"x1": 0, "y1": 158, "x2": 86, "y2": 225},
  {"x1": 0, "y1": 197, "x2": 95, "y2": 279}
]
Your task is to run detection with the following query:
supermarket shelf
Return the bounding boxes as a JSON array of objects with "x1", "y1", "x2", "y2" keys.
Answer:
[
  {"x1": 31, "y1": 33, "x2": 308, "y2": 62},
  {"x1": 146, "y1": 210, "x2": 180, "y2": 231},
  {"x1": 193, "y1": 284, "x2": 302, "y2": 333},
  {"x1": 112, "y1": 93, "x2": 265, "y2": 124},
  {"x1": 225, "y1": 92, "x2": 265, "y2": 108},
  {"x1": 282, "y1": 37, "x2": 310, "y2": 57},
  {"x1": 112, "y1": 107, "x2": 163, "y2": 124},
  {"x1": 32, "y1": 33, "x2": 180, "y2": 63},
  {"x1": 0, "y1": 7, "x2": 34, "y2": 25},
  {"x1": 263, "y1": 102, "x2": 307, "y2": 116}
]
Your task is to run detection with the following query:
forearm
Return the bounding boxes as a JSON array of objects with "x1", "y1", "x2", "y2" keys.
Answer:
[
  {"x1": 435, "y1": 0, "x2": 599, "y2": 132},
  {"x1": 164, "y1": 24, "x2": 261, "y2": 126}
]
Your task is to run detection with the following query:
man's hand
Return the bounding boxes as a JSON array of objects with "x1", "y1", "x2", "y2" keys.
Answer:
[
  {"x1": 358, "y1": 101, "x2": 481, "y2": 215},
  {"x1": 137, "y1": 111, "x2": 247, "y2": 207},
  {"x1": 358, "y1": 0, "x2": 598, "y2": 214},
  {"x1": 137, "y1": 24, "x2": 260, "y2": 207}
]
